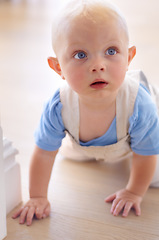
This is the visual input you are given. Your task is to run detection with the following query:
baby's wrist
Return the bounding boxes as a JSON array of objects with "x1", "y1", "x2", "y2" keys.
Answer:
[
  {"x1": 29, "y1": 194, "x2": 48, "y2": 199},
  {"x1": 125, "y1": 185, "x2": 145, "y2": 198}
]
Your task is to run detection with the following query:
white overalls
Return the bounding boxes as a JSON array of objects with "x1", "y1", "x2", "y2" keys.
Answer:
[{"x1": 59, "y1": 70, "x2": 159, "y2": 187}]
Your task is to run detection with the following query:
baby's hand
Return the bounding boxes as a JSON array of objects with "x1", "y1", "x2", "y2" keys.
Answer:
[
  {"x1": 105, "y1": 189, "x2": 142, "y2": 217},
  {"x1": 12, "y1": 197, "x2": 50, "y2": 226}
]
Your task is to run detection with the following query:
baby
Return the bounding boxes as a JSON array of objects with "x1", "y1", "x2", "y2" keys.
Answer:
[{"x1": 12, "y1": 0, "x2": 159, "y2": 226}]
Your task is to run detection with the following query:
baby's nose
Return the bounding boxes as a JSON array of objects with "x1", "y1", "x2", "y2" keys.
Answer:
[
  {"x1": 92, "y1": 66, "x2": 105, "y2": 72},
  {"x1": 90, "y1": 59, "x2": 106, "y2": 72}
]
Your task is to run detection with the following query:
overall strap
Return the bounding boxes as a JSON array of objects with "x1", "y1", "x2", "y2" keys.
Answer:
[
  {"x1": 116, "y1": 70, "x2": 141, "y2": 141},
  {"x1": 60, "y1": 83, "x2": 80, "y2": 143}
]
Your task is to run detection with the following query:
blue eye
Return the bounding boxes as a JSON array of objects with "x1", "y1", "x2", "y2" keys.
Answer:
[
  {"x1": 106, "y1": 48, "x2": 117, "y2": 56},
  {"x1": 74, "y1": 51, "x2": 87, "y2": 59}
]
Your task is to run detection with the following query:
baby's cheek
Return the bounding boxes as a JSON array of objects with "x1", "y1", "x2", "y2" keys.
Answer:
[
  {"x1": 65, "y1": 72, "x2": 85, "y2": 91},
  {"x1": 112, "y1": 64, "x2": 127, "y2": 83},
  {"x1": 71, "y1": 71, "x2": 85, "y2": 83}
]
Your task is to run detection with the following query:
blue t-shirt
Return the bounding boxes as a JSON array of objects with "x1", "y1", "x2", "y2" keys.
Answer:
[{"x1": 34, "y1": 84, "x2": 159, "y2": 155}]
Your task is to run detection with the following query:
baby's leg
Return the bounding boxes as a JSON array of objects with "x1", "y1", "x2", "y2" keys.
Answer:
[{"x1": 150, "y1": 155, "x2": 159, "y2": 188}]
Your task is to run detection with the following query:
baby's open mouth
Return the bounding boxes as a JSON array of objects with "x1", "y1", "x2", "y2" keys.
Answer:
[{"x1": 90, "y1": 80, "x2": 108, "y2": 89}]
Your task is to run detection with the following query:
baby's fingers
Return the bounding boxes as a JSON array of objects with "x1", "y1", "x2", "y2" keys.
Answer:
[
  {"x1": 42, "y1": 204, "x2": 51, "y2": 218},
  {"x1": 133, "y1": 203, "x2": 141, "y2": 216},
  {"x1": 12, "y1": 206, "x2": 35, "y2": 225},
  {"x1": 105, "y1": 193, "x2": 116, "y2": 203},
  {"x1": 35, "y1": 202, "x2": 50, "y2": 219},
  {"x1": 19, "y1": 207, "x2": 29, "y2": 224},
  {"x1": 26, "y1": 207, "x2": 36, "y2": 226},
  {"x1": 111, "y1": 199, "x2": 126, "y2": 216},
  {"x1": 122, "y1": 202, "x2": 133, "y2": 217},
  {"x1": 12, "y1": 207, "x2": 24, "y2": 219}
]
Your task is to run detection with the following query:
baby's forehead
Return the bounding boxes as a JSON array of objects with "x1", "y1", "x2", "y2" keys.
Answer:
[
  {"x1": 52, "y1": 1, "x2": 128, "y2": 53},
  {"x1": 57, "y1": 1, "x2": 125, "y2": 27}
]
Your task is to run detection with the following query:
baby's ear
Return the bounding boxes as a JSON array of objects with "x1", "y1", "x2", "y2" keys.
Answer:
[
  {"x1": 128, "y1": 46, "x2": 136, "y2": 65},
  {"x1": 47, "y1": 57, "x2": 63, "y2": 77}
]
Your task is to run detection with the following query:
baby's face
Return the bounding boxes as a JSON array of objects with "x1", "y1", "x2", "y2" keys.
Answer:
[{"x1": 55, "y1": 14, "x2": 134, "y2": 101}]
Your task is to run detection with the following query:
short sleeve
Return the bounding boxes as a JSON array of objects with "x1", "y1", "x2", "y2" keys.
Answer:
[
  {"x1": 129, "y1": 84, "x2": 159, "y2": 155},
  {"x1": 34, "y1": 89, "x2": 65, "y2": 151}
]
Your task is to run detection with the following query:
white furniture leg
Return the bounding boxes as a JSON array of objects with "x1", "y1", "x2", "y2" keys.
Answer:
[
  {"x1": 0, "y1": 127, "x2": 7, "y2": 240},
  {"x1": 3, "y1": 138, "x2": 22, "y2": 215}
]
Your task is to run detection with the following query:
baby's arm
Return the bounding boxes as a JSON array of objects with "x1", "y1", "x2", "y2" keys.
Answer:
[
  {"x1": 12, "y1": 145, "x2": 58, "y2": 226},
  {"x1": 105, "y1": 153, "x2": 157, "y2": 217}
]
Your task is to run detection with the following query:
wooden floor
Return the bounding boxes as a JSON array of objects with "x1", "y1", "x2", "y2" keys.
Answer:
[{"x1": 1, "y1": 0, "x2": 159, "y2": 239}]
